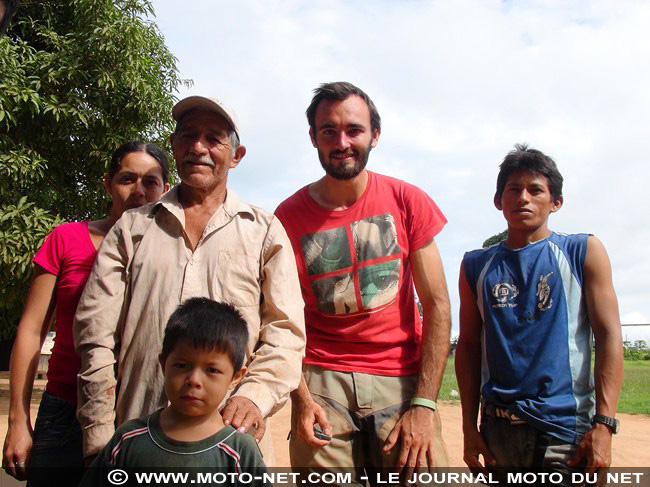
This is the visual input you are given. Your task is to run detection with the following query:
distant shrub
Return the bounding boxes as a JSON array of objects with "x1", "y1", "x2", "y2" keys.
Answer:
[{"x1": 623, "y1": 340, "x2": 649, "y2": 361}]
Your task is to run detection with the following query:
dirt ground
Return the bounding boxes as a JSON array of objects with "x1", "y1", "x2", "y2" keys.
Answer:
[
  {"x1": 268, "y1": 399, "x2": 650, "y2": 468},
  {"x1": 1, "y1": 373, "x2": 648, "y2": 485}
]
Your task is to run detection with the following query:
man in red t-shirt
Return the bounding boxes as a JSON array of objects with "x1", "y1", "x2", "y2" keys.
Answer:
[{"x1": 275, "y1": 82, "x2": 451, "y2": 480}]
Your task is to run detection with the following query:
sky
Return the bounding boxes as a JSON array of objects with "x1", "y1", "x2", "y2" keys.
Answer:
[{"x1": 152, "y1": 0, "x2": 649, "y2": 342}]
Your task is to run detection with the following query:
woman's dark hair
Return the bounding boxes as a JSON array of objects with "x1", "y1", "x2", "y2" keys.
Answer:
[{"x1": 108, "y1": 141, "x2": 170, "y2": 184}]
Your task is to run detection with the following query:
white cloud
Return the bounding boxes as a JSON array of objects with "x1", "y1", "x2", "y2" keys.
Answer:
[{"x1": 152, "y1": 0, "x2": 650, "y2": 327}]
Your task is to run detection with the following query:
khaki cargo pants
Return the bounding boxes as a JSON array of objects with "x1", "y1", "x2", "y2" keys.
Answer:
[{"x1": 290, "y1": 366, "x2": 449, "y2": 485}]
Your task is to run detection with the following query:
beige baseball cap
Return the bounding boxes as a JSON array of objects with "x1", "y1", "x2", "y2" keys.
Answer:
[{"x1": 172, "y1": 95, "x2": 240, "y2": 139}]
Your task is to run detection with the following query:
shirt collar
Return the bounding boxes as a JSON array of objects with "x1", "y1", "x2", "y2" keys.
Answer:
[{"x1": 151, "y1": 185, "x2": 255, "y2": 222}]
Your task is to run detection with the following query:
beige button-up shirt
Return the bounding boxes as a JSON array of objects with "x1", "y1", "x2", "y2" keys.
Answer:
[{"x1": 74, "y1": 186, "x2": 305, "y2": 457}]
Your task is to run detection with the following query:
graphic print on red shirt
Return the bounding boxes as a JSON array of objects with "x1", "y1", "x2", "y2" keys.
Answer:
[{"x1": 301, "y1": 213, "x2": 402, "y2": 316}]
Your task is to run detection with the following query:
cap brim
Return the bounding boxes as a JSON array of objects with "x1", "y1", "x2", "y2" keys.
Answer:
[{"x1": 172, "y1": 96, "x2": 239, "y2": 138}]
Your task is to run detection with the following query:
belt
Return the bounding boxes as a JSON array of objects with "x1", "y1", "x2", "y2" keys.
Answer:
[{"x1": 482, "y1": 400, "x2": 526, "y2": 425}]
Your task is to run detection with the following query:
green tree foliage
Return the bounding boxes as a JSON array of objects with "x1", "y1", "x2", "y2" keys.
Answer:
[
  {"x1": 0, "y1": 0, "x2": 186, "y2": 340},
  {"x1": 483, "y1": 229, "x2": 508, "y2": 248}
]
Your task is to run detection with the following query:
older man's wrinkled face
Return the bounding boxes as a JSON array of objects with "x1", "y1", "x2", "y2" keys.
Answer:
[{"x1": 171, "y1": 110, "x2": 244, "y2": 192}]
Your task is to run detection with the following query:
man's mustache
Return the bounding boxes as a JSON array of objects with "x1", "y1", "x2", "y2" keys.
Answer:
[{"x1": 182, "y1": 156, "x2": 215, "y2": 168}]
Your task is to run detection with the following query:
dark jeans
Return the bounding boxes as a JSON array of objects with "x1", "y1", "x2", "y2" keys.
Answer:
[
  {"x1": 28, "y1": 391, "x2": 84, "y2": 487},
  {"x1": 481, "y1": 411, "x2": 586, "y2": 487}
]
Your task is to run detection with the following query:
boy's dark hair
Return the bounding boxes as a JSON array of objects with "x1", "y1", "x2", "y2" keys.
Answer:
[
  {"x1": 495, "y1": 143, "x2": 564, "y2": 200},
  {"x1": 306, "y1": 81, "x2": 381, "y2": 133},
  {"x1": 161, "y1": 298, "x2": 249, "y2": 372}
]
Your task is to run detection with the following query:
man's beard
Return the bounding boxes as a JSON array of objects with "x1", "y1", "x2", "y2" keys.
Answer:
[{"x1": 318, "y1": 143, "x2": 372, "y2": 180}]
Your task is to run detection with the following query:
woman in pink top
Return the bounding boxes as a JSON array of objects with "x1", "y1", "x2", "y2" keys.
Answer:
[{"x1": 2, "y1": 141, "x2": 170, "y2": 485}]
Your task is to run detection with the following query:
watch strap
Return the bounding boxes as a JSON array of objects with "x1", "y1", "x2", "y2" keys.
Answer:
[{"x1": 592, "y1": 414, "x2": 619, "y2": 434}]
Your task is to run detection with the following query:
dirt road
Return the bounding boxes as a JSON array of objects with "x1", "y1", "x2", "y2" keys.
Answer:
[
  {"x1": 1, "y1": 374, "x2": 648, "y2": 486},
  {"x1": 269, "y1": 400, "x2": 650, "y2": 467}
]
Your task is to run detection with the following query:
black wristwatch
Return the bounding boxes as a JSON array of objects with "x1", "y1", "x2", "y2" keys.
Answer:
[{"x1": 592, "y1": 414, "x2": 620, "y2": 434}]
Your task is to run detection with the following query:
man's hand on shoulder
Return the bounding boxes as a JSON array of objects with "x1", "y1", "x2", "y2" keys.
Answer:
[
  {"x1": 568, "y1": 423, "x2": 612, "y2": 471},
  {"x1": 384, "y1": 405, "x2": 441, "y2": 468},
  {"x1": 221, "y1": 397, "x2": 266, "y2": 442}
]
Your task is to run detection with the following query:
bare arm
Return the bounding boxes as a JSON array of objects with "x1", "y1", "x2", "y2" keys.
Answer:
[
  {"x1": 569, "y1": 236, "x2": 623, "y2": 470},
  {"x1": 3, "y1": 266, "x2": 57, "y2": 480},
  {"x1": 411, "y1": 239, "x2": 451, "y2": 403},
  {"x1": 384, "y1": 239, "x2": 451, "y2": 468},
  {"x1": 455, "y1": 261, "x2": 496, "y2": 470}
]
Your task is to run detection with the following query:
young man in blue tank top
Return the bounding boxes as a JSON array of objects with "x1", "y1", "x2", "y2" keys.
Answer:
[{"x1": 456, "y1": 144, "x2": 623, "y2": 483}]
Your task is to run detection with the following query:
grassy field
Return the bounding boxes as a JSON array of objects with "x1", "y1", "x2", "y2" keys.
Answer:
[
  {"x1": 618, "y1": 360, "x2": 650, "y2": 415},
  {"x1": 439, "y1": 358, "x2": 459, "y2": 401},
  {"x1": 438, "y1": 358, "x2": 649, "y2": 415}
]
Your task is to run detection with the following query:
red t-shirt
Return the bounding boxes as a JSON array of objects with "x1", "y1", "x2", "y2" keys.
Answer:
[
  {"x1": 33, "y1": 221, "x2": 97, "y2": 404},
  {"x1": 275, "y1": 171, "x2": 447, "y2": 376}
]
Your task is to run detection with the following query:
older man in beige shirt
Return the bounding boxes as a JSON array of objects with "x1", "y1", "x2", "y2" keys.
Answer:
[{"x1": 74, "y1": 96, "x2": 305, "y2": 464}]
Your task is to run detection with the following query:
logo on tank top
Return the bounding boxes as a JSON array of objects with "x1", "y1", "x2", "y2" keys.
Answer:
[
  {"x1": 491, "y1": 282, "x2": 519, "y2": 308},
  {"x1": 536, "y1": 272, "x2": 553, "y2": 311}
]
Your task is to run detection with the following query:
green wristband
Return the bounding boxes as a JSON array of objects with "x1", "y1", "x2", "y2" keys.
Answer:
[{"x1": 410, "y1": 397, "x2": 437, "y2": 411}]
